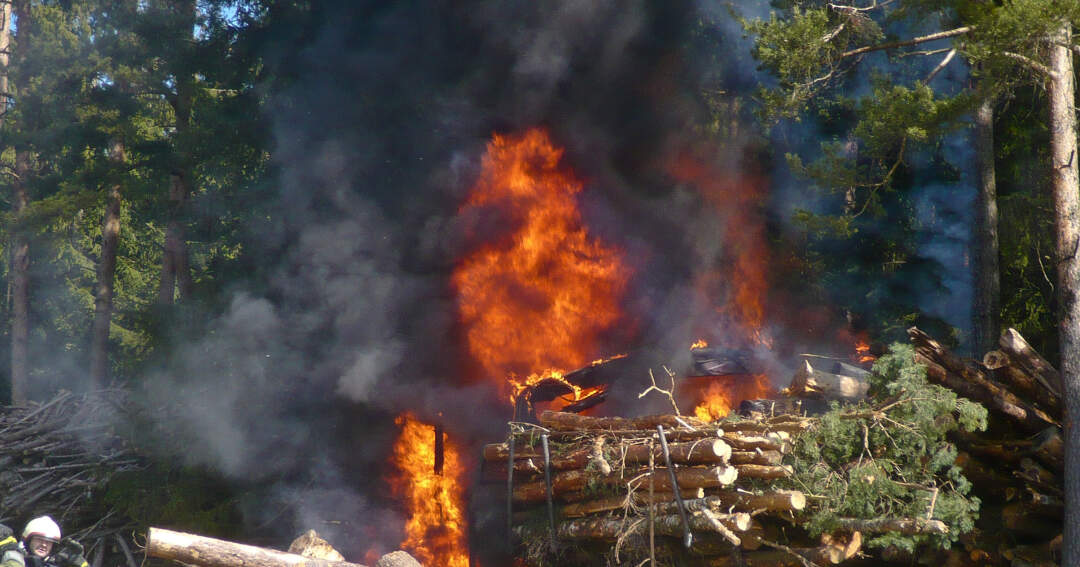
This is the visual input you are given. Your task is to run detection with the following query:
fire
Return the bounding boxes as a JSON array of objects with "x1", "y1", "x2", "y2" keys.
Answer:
[
  {"x1": 690, "y1": 339, "x2": 708, "y2": 350},
  {"x1": 390, "y1": 413, "x2": 469, "y2": 567},
  {"x1": 671, "y1": 151, "x2": 774, "y2": 419},
  {"x1": 855, "y1": 339, "x2": 876, "y2": 364},
  {"x1": 692, "y1": 374, "x2": 774, "y2": 422},
  {"x1": 452, "y1": 129, "x2": 630, "y2": 403}
]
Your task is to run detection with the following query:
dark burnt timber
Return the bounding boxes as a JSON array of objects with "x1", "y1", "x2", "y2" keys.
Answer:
[{"x1": 689, "y1": 346, "x2": 760, "y2": 376}]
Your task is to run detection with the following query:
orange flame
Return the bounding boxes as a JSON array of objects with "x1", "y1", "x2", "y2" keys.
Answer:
[
  {"x1": 692, "y1": 374, "x2": 773, "y2": 422},
  {"x1": 390, "y1": 413, "x2": 469, "y2": 567},
  {"x1": 690, "y1": 339, "x2": 708, "y2": 350},
  {"x1": 855, "y1": 340, "x2": 876, "y2": 364},
  {"x1": 452, "y1": 129, "x2": 630, "y2": 404},
  {"x1": 670, "y1": 151, "x2": 774, "y2": 419}
]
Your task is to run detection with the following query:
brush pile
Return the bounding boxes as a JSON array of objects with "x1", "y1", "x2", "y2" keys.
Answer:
[{"x1": 0, "y1": 390, "x2": 142, "y2": 565}]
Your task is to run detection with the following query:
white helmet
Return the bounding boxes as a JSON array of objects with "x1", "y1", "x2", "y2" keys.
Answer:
[{"x1": 22, "y1": 516, "x2": 61, "y2": 543}]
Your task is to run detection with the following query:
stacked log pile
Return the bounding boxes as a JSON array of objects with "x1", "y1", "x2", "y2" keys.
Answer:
[
  {"x1": 909, "y1": 327, "x2": 1064, "y2": 566},
  {"x1": 486, "y1": 410, "x2": 867, "y2": 566},
  {"x1": 0, "y1": 390, "x2": 142, "y2": 567}
]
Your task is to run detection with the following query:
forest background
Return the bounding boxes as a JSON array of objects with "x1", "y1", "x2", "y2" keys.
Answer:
[{"x1": 0, "y1": 0, "x2": 1077, "y2": 562}]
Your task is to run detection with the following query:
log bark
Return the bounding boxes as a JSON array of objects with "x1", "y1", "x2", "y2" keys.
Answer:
[
  {"x1": 971, "y1": 93, "x2": 1001, "y2": 359},
  {"x1": 729, "y1": 450, "x2": 783, "y2": 466},
  {"x1": 721, "y1": 432, "x2": 788, "y2": 452},
  {"x1": 553, "y1": 510, "x2": 751, "y2": 541},
  {"x1": 833, "y1": 517, "x2": 948, "y2": 535},
  {"x1": 730, "y1": 464, "x2": 793, "y2": 480},
  {"x1": 90, "y1": 136, "x2": 125, "y2": 387},
  {"x1": 983, "y1": 350, "x2": 1062, "y2": 416},
  {"x1": 718, "y1": 418, "x2": 814, "y2": 435},
  {"x1": 911, "y1": 329, "x2": 1057, "y2": 434},
  {"x1": 706, "y1": 489, "x2": 806, "y2": 512},
  {"x1": 622, "y1": 439, "x2": 731, "y2": 465},
  {"x1": 998, "y1": 328, "x2": 1064, "y2": 396},
  {"x1": 1003, "y1": 502, "x2": 1064, "y2": 538},
  {"x1": 146, "y1": 527, "x2": 368, "y2": 567},
  {"x1": 538, "y1": 410, "x2": 707, "y2": 431},
  {"x1": 1033, "y1": 426, "x2": 1065, "y2": 473},
  {"x1": 560, "y1": 488, "x2": 706, "y2": 517},
  {"x1": 512, "y1": 465, "x2": 738, "y2": 503}
]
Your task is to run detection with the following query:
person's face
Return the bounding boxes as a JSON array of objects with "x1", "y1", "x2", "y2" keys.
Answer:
[{"x1": 27, "y1": 536, "x2": 53, "y2": 558}]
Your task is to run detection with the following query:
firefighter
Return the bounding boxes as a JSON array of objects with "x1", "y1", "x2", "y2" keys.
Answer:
[{"x1": 0, "y1": 517, "x2": 87, "y2": 567}]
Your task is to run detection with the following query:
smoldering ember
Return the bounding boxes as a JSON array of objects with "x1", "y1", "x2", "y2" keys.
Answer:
[{"x1": 1, "y1": 1, "x2": 1079, "y2": 567}]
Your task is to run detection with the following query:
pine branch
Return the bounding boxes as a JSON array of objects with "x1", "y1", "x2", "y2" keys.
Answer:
[
  {"x1": 841, "y1": 26, "x2": 973, "y2": 59},
  {"x1": 1002, "y1": 51, "x2": 1057, "y2": 79}
]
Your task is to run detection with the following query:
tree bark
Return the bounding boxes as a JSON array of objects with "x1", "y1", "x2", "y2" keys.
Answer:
[
  {"x1": 1047, "y1": 22, "x2": 1080, "y2": 566},
  {"x1": 10, "y1": 149, "x2": 29, "y2": 403},
  {"x1": 833, "y1": 517, "x2": 948, "y2": 535},
  {"x1": 146, "y1": 527, "x2": 368, "y2": 567},
  {"x1": 6, "y1": 0, "x2": 27, "y2": 404},
  {"x1": 972, "y1": 94, "x2": 1001, "y2": 357},
  {"x1": 89, "y1": 138, "x2": 125, "y2": 386},
  {"x1": 159, "y1": 0, "x2": 197, "y2": 304}
]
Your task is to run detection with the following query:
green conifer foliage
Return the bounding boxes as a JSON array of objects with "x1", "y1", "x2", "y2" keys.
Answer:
[{"x1": 787, "y1": 343, "x2": 987, "y2": 552}]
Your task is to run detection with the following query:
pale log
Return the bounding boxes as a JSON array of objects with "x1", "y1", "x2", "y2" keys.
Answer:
[
  {"x1": 719, "y1": 418, "x2": 814, "y2": 435},
  {"x1": 622, "y1": 439, "x2": 732, "y2": 465},
  {"x1": 512, "y1": 465, "x2": 738, "y2": 503},
  {"x1": 998, "y1": 328, "x2": 1063, "y2": 396},
  {"x1": 722, "y1": 432, "x2": 788, "y2": 452},
  {"x1": 706, "y1": 489, "x2": 806, "y2": 512},
  {"x1": 729, "y1": 450, "x2": 783, "y2": 466},
  {"x1": 731, "y1": 464, "x2": 793, "y2": 480},
  {"x1": 787, "y1": 359, "x2": 868, "y2": 401},
  {"x1": 833, "y1": 517, "x2": 948, "y2": 535},
  {"x1": 539, "y1": 410, "x2": 707, "y2": 431},
  {"x1": 146, "y1": 527, "x2": 368, "y2": 567}
]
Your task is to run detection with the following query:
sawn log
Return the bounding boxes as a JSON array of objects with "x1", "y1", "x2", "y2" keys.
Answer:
[{"x1": 146, "y1": 527, "x2": 367, "y2": 567}]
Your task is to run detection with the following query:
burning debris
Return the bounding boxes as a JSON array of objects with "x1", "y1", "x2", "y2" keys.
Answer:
[{"x1": 476, "y1": 326, "x2": 1066, "y2": 566}]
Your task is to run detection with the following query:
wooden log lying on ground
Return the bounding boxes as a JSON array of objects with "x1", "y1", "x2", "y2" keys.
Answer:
[
  {"x1": 485, "y1": 439, "x2": 733, "y2": 474},
  {"x1": 729, "y1": 449, "x2": 783, "y2": 466},
  {"x1": 146, "y1": 527, "x2": 368, "y2": 567}
]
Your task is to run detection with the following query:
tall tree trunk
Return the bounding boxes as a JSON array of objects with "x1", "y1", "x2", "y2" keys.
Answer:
[
  {"x1": 0, "y1": 0, "x2": 12, "y2": 403},
  {"x1": 158, "y1": 0, "x2": 196, "y2": 304},
  {"x1": 1047, "y1": 23, "x2": 1080, "y2": 566},
  {"x1": 10, "y1": 149, "x2": 28, "y2": 403},
  {"x1": 158, "y1": 172, "x2": 192, "y2": 304},
  {"x1": 89, "y1": 138, "x2": 125, "y2": 386},
  {"x1": 971, "y1": 95, "x2": 1000, "y2": 357},
  {"x1": 7, "y1": 0, "x2": 28, "y2": 402}
]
